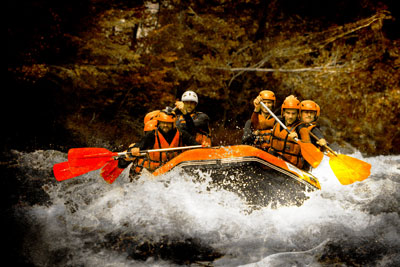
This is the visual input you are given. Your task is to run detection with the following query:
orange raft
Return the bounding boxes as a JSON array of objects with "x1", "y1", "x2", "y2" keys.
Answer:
[{"x1": 151, "y1": 145, "x2": 320, "y2": 207}]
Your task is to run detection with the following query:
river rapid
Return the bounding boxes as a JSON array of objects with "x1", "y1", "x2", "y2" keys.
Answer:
[{"x1": 8, "y1": 149, "x2": 400, "y2": 266}]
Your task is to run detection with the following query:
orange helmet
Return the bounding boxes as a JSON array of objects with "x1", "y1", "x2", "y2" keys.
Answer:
[
  {"x1": 300, "y1": 100, "x2": 320, "y2": 120},
  {"x1": 281, "y1": 95, "x2": 300, "y2": 115},
  {"x1": 144, "y1": 119, "x2": 158, "y2": 132},
  {"x1": 156, "y1": 111, "x2": 176, "y2": 123},
  {"x1": 144, "y1": 110, "x2": 160, "y2": 124},
  {"x1": 259, "y1": 90, "x2": 276, "y2": 106},
  {"x1": 259, "y1": 90, "x2": 276, "y2": 101}
]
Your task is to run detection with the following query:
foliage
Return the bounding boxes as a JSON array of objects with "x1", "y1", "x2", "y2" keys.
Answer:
[{"x1": 8, "y1": 0, "x2": 400, "y2": 154}]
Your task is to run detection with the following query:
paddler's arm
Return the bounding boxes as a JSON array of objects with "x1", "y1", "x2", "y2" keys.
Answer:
[
  {"x1": 192, "y1": 112, "x2": 210, "y2": 134},
  {"x1": 311, "y1": 127, "x2": 328, "y2": 147},
  {"x1": 117, "y1": 131, "x2": 155, "y2": 168},
  {"x1": 180, "y1": 129, "x2": 201, "y2": 146},
  {"x1": 181, "y1": 113, "x2": 196, "y2": 135},
  {"x1": 250, "y1": 111, "x2": 260, "y2": 129},
  {"x1": 251, "y1": 95, "x2": 262, "y2": 129}
]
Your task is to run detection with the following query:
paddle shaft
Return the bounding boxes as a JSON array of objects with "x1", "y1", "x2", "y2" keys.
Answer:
[
  {"x1": 115, "y1": 145, "x2": 204, "y2": 158},
  {"x1": 260, "y1": 102, "x2": 300, "y2": 141},
  {"x1": 308, "y1": 131, "x2": 338, "y2": 156}
]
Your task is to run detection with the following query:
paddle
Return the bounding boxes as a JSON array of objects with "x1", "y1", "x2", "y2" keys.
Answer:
[
  {"x1": 308, "y1": 131, "x2": 371, "y2": 185},
  {"x1": 259, "y1": 101, "x2": 324, "y2": 168},
  {"x1": 53, "y1": 161, "x2": 93, "y2": 181},
  {"x1": 54, "y1": 145, "x2": 204, "y2": 181},
  {"x1": 100, "y1": 160, "x2": 125, "y2": 184}
]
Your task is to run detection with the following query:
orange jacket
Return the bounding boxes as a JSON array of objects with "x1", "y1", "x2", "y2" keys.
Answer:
[
  {"x1": 136, "y1": 129, "x2": 182, "y2": 172},
  {"x1": 251, "y1": 112, "x2": 275, "y2": 150},
  {"x1": 269, "y1": 121, "x2": 311, "y2": 169}
]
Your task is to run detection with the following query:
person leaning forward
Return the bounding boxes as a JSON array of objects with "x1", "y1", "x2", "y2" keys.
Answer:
[
  {"x1": 175, "y1": 90, "x2": 212, "y2": 147},
  {"x1": 118, "y1": 110, "x2": 200, "y2": 173},
  {"x1": 268, "y1": 95, "x2": 312, "y2": 170}
]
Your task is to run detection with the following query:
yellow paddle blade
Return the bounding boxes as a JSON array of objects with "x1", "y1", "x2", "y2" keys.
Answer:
[
  {"x1": 328, "y1": 154, "x2": 371, "y2": 185},
  {"x1": 298, "y1": 141, "x2": 324, "y2": 168}
]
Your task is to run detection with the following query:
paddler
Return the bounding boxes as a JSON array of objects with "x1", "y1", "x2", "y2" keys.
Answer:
[
  {"x1": 299, "y1": 100, "x2": 328, "y2": 149},
  {"x1": 118, "y1": 109, "x2": 200, "y2": 172},
  {"x1": 174, "y1": 90, "x2": 212, "y2": 146},
  {"x1": 268, "y1": 95, "x2": 312, "y2": 170},
  {"x1": 242, "y1": 90, "x2": 277, "y2": 150}
]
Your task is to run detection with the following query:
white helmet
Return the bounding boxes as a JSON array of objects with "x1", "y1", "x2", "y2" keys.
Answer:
[{"x1": 181, "y1": 90, "x2": 198, "y2": 104}]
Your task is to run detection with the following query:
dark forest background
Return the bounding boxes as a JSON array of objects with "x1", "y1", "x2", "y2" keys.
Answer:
[{"x1": 6, "y1": 0, "x2": 400, "y2": 156}]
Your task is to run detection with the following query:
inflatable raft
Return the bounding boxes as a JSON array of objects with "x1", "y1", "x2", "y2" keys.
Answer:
[{"x1": 152, "y1": 145, "x2": 320, "y2": 207}]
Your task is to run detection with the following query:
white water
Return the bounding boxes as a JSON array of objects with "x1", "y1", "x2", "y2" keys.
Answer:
[{"x1": 12, "y1": 150, "x2": 400, "y2": 266}]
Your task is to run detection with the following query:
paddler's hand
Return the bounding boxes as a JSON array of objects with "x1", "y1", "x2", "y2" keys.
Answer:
[
  {"x1": 175, "y1": 101, "x2": 187, "y2": 115},
  {"x1": 126, "y1": 147, "x2": 140, "y2": 160},
  {"x1": 201, "y1": 140, "x2": 210, "y2": 147},
  {"x1": 288, "y1": 132, "x2": 298, "y2": 140},
  {"x1": 317, "y1": 138, "x2": 327, "y2": 147},
  {"x1": 253, "y1": 96, "x2": 262, "y2": 112}
]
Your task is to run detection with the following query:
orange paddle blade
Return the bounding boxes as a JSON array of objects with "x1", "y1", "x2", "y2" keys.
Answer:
[
  {"x1": 298, "y1": 141, "x2": 324, "y2": 168},
  {"x1": 100, "y1": 160, "x2": 125, "y2": 184},
  {"x1": 329, "y1": 154, "x2": 371, "y2": 185}
]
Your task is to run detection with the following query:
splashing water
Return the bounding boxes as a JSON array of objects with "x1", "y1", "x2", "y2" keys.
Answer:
[{"x1": 9, "y1": 150, "x2": 400, "y2": 266}]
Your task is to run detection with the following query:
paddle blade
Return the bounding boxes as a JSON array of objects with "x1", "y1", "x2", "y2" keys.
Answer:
[
  {"x1": 329, "y1": 154, "x2": 371, "y2": 185},
  {"x1": 100, "y1": 160, "x2": 125, "y2": 184},
  {"x1": 298, "y1": 142, "x2": 324, "y2": 168},
  {"x1": 68, "y1": 148, "x2": 117, "y2": 170},
  {"x1": 53, "y1": 162, "x2": 91, "y2": 181}
]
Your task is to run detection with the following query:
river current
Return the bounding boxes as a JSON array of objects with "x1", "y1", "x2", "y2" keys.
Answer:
[{"x1": 8, "y1": 149, "x2": 400, "y2": 266}]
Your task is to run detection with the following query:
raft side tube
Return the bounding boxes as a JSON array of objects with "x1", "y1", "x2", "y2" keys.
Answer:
[{"x1": 152, "y1": 145, "x2": 320, "y2": 190}]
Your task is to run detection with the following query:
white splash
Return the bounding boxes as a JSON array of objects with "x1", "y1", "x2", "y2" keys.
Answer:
[{"x1": 14, "y1": 150, "x2": 400, "y2": 266}]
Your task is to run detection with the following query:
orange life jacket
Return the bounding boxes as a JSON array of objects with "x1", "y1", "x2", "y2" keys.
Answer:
[
  {"x1": 176, "y1": 112, "x2": 212, "y2": 146},
  {"x1": 253, "y1": 114, "x2": 274, "y2": 150},
  {"x1": 269, "y1": 121, "x2": 304, "y2": 169},
  {"x1": 135, "y1": 129, "x2": 182, "y2": 173},
  {"x1": 304, "y1": 123, "x2": 325, "y2": 149}
]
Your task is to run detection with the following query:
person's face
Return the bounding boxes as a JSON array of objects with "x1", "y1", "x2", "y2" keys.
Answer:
[
  {"x1": 283, "y1": 109, "x2": 298, "y2": 125},
  {"x1": 301, "y1": 110, "x2": 316, "y2": 123},
  {"x1": 183, "y1": 101, "x2": 197, "y2": 113},
  {"x1": 261, "y1": 100, "x2": 274, "y2": 113},
  {"x1": 158, "y1": 121, "x2": 174, "y2": 133}
]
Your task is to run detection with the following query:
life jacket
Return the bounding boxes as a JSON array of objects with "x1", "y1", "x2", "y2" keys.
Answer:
[
  {"x1": 269, "y1": 121, "x2": 304, "y2": 169},
  {"x1": 303, "y1": 122, "x2": 326, "y2": 149},
  {"x1": 253, "y1": 114, "x2": 274, "y2": 150},
  {"x1": 134, "y1": 129, "x2": 182, "y2": 173},
  {"x1": 176, "y1": 112, "x2": 212, "y2": 146}
]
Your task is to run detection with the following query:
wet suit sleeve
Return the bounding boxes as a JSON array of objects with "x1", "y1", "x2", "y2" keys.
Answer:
[
  {"x1": 192, "y1": 112, "x2": 210, "y2": 135},
  {"x1": 180, "y1": 129, "x2": 201, "y2": 146},
  {"x1": 311, "y1": 127, "x2": 324, "y2": 140},
  {"x1": 181, "y1": 113, "x2": 196, "y2": 135},
  {"x1": 133, "y1": 131, "x2": 156, "y2": 150}
]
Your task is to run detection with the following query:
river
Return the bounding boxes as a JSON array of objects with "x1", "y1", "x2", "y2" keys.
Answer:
[{"x1": 8, "y1": 149, "x2": 400, "y2": 266}]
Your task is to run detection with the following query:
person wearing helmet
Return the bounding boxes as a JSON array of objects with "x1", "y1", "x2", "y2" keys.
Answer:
[
  {"x1": 268, "y1": 95, "x2": 312, "y2": 170},
  {"x1": 299, "y1": 100, "x2": 327, "y2": 148},
  {"x1": 142, "y1": 110, "x2": 160, "y2": 132},
  {"x1": 242, "y1": 90, "x2": 277, "y2": 149},
  {"x1": 118, "y1": 109, "x2": 200, "y2": 173},
  {"x1": 175, "y1": 90, "x2": 212, "y2": 146}
]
